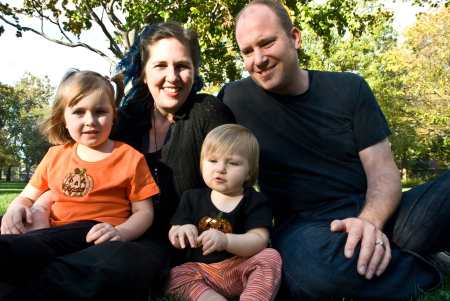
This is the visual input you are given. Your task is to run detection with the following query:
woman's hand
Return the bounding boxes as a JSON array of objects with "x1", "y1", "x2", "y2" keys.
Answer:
[
  {"x1": 86, "y1": 223, "x2": 122, "y2": 245},
  {"x1": 1, "y1": 199, "x2": 32, "y2": 234},
  {"x1": 169, "y1": 224, "x2": 198, "y2": 249},
  {"x1": 197, "y1": 228, "x2": 228, "y2": 256}
]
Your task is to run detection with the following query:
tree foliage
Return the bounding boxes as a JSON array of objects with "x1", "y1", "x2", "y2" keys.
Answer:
[
  {"x1": 0, "y1": 74, "x2": 52, "y2": 180},
  {"x1": 0, "y1": 83, "x2": 19, "y2": 168},
  {"x1": 1, "y1": 0, "x2": 405, "y2": 85},
  {"x1": 383, "y1": 6, "x2": 450, "y2": 166},
  {"x1": 301, "y1": 4, "x2": 449, "y2": 170}
]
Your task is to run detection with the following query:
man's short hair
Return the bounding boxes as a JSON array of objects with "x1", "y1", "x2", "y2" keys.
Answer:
[{"x1": 235, "y1": 0, "x2": 293, "y2": 34}]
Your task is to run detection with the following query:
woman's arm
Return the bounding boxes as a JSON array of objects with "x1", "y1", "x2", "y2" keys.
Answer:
[{"x1": 1, "y1": 184, "x2": 43, "y2": 234}]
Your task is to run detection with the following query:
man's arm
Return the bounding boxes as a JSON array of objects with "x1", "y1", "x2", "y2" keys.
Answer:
[
  {"x1": 331, "y1": 138, "x2": 401, "y2": 279},
  {"x1": 359, "y1": 138, "x2": 402, "y2": 229}
]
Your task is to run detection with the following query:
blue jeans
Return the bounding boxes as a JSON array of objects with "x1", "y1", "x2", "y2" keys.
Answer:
[{"x1": 273, "y1": 170, "x2": 450, "y2": 300}]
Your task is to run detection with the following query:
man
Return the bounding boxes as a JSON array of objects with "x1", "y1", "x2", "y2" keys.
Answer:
[{"x1": 219, "y1": 0, "x2": 450, "y2": 300}]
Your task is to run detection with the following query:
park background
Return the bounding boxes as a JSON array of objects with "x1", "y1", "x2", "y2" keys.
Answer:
[{"x1": 0, "y1": 0, "x2": 449, "y2": 300}]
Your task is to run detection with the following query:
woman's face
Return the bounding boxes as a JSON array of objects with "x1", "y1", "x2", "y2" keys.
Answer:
[{"x1": 143, "y1": 37, "x2": 195, "y2": 116}]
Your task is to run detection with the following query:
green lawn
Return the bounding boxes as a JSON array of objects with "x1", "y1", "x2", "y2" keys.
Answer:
[
  {"x1": 0, "y1": 181, "x2": 24, "y2": 214},
  {"x1": 0, "y1": 181, "x2": 448, "y2": 300}
]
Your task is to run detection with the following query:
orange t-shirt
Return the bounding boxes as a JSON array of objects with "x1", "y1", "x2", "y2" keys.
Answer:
[{"x1": 30, "y1": 141, "x2": 159, "y2": 226}]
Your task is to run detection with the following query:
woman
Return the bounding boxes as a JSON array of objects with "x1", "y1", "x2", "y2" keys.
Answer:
[{"x1": 1, "y1": 22, "x2": 235, "y2": 300}]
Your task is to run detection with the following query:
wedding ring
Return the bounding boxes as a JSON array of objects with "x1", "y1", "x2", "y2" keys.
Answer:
[{"x1": 375, "y1": 240, "x2": 386, "y2": 250}]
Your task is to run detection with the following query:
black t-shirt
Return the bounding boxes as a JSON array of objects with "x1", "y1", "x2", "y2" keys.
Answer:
[
  {"x1": 111, "y1": 93, "x2": 235, "y2": 239},
  {"x1": 219, "y1": 71, "x2": 390, "y2": 219},
  {"x1": 171, "y1": 187, "x2": 273, "y2": 264}
]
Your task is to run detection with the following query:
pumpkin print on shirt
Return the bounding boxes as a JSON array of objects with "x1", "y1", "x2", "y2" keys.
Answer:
[
  {"x1": 62, "y1": 168, "x2": 94, "y2": 197},
  {"x1": 198, "y1": 213, "x2": 233, "y2": 234}
]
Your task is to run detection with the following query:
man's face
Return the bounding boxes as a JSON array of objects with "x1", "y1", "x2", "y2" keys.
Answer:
[{"x1": 235, "y1": 4, "x2": 301, "y2": 94}]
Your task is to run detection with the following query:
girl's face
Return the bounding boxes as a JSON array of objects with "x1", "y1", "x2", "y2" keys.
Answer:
[
  {"x1": 64, "y1": 89, "x2": 114, "y2": 150},
  {"x1": 201, "y1": 151, "x2": 250, "y2": 197},
  {"x1": 143, "y1": 37, "x2": 195, "y2": 116}
]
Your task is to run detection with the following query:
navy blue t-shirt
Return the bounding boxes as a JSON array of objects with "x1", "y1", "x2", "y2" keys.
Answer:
[{"x1": 219, "y1": 71, "x2": 391, "y2": 219}]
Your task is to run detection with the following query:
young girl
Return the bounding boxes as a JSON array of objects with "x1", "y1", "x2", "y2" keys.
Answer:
[
  {"x1": 167, "y1": 124, "x2": 282, "y2": 301},
  {"x1": 0, "y1": 70, "x2": 159, "y2": 285}
]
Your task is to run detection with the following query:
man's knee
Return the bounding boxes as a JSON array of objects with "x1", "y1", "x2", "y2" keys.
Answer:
[{"x1": 273, "y1": 223, "x2": 354, "y2": 299}]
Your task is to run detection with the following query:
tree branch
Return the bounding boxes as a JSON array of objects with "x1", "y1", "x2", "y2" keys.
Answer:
[
  {"x1": 104, "y1": 1, "x2": 125, "y2": 32},
  {"x1": 0, "y1": 15, "x2": 113, "y2": 62},
  {"x1": 84, "y1": 3, "x2": 123, "y2": 58},
  {"x1": 26, "y1": 0, "x2": 74, "y2": 43}
]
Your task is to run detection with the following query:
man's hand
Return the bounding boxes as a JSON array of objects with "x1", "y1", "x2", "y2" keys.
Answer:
[
  {"x1": 331, "y1": 217, "x2": 391, "y2": 279},
  {"x1": 197, "y1": 228, "x2": 228, "y2": 256}
]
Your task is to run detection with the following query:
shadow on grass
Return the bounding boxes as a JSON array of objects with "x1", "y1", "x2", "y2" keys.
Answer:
[{"x1": 0, "y1": 181, "x2": 26, "y2": 192}]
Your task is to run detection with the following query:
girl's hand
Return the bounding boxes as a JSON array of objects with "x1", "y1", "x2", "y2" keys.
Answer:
[
  {"x1": 197, "y1": 229, "x2": 228, "y2": 256},
  {"x1": 1, "y1": 202, "x2": 32, "y2": 234},
  {"x1": 169, "y1": 224, "x2": 198, "y2": 249},
  {"x1": 86, "y1": 222, "x2": 122, "y2": 245}
]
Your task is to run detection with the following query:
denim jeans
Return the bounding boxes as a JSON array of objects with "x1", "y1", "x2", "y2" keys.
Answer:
[{"x1": 273, "y1": 170, "x2": 450, "y2": 301}]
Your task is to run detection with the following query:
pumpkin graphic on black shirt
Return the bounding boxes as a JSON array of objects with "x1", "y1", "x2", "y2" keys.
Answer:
[{"x1": 198, "y1": 213, "x2": 233, "y2": 234}]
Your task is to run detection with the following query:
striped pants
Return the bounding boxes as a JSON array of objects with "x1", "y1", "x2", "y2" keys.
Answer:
[{"x1": 167, "y1": 248, "x2": 282, "y2": 301}]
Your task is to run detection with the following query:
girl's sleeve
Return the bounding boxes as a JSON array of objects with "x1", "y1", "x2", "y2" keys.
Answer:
[
  {"x1": 29, "y1": 148, "x2": 53, "y2": 191},
  {"x1": 128, "y1": 155, "x2": 160, "y2": 202}
]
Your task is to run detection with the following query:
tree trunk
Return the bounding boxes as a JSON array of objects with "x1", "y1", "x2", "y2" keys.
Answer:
[
  {"x1": 6, "y1": 165, "x2": 12, "y2": 182},
  {"x1": 24, "y1": 164, "x2": 31, "y2": 182}
]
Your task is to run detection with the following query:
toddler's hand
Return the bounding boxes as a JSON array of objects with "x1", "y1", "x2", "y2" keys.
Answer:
[
  {"x1": 169, "y1": 224, "x2": 198, "y2": 249},
  {"x1": 86, "y1": 222, "x2": 121, "y2": 245},
  {"x1": 197, "y1": 229, "x2": 228, "y2": 256}
]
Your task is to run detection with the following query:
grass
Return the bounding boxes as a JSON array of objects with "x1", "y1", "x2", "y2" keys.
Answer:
[
  {"x1": 0, "y1": 181, "x2": 24, "y2": 214},
  {"x1": 418, "y1": 280, "x2": 450, "y2": 301},
  {"x1": 0, "y1": 181, "x2": 448, "y2": 300}
]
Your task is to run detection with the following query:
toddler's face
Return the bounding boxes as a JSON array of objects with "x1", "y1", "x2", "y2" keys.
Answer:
[
  {"x1": 64, "y1": 89, "x2": 114, "y2": 150},
  {"x1": 201, "y1": 151, "x2": 250, "y2": 196}
]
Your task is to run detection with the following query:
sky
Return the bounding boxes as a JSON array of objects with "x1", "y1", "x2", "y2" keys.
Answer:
[{"x1": 0, "y1": 1, "x2": 428, "y2": 87}]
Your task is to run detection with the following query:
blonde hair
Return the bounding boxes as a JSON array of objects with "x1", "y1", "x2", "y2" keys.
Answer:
[
  {"x1": 41, "y1": 70, "x2": 116, "y2": 145},
  {"x1": 200, "y1": 124, "x2": 260, "y2": 187}
]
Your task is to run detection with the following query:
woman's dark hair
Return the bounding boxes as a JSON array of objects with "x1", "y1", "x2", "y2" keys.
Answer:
[{"x1": 115, "y1": 22, "x2": 203, "y2": 108}]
